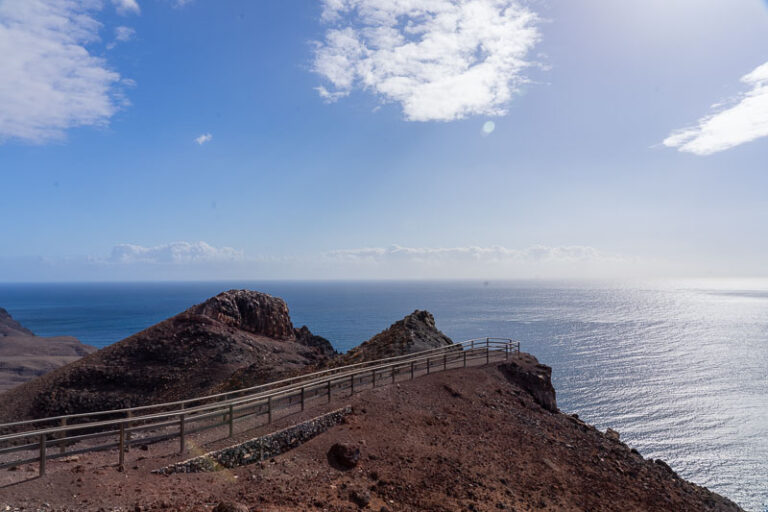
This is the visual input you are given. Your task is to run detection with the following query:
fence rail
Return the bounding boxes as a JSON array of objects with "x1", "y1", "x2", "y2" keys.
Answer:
[{"x1": 0, "y1": 337, "x2": 519, "y2": 475}]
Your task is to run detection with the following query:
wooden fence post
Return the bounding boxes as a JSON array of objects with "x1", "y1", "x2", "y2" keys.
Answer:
[
  {"x1": 486, "y1": 338, "x2": 490, "y2": 364},
  {"x1": 300, "y1": 387, "x2": 305, "y2": 412},
  {"x1": 392, "y1": 365, "x2": 396, "y2": 384},
  {"x1": 125, "y1": 410, "x2": 132, "y2": 452},
  {"x1": 427, "y1": 358, "x2": 430, "y2": 375},
  {"x1": 410, "y1": 361, "x2": 414, "y2": 380},
  {"x1": 39, "y1": 434, "x2": 46, "y2": 476},
  {"x1": 350, "y1": 374, "x2": 355, "y2": 396},
  {"x1": 463, "y1": 350, "x2": 467, "y2": 367},
  {"x1": 327, "y1": 379, "x2": 332, "y2": 403},
  {"x1": 179, "y1": 414, "x2": 186, "y2": 454},
  {"x1": 119, "y1": 422, "x2": 126, "y2": 471},
  {"x1": 267, "y1": 396, "x2": 273, "y2": 424},
  {"x1": 443, "y1": 354, "x2": 447, "y2": 371},
  {"x1": 59, "y1": 417, "x2": 67, "y2": 454},
  {"x1": 371, "y1": 369, "x2": 376, "y2": 389}
]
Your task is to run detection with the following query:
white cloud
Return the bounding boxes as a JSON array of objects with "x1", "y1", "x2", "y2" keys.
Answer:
[
  {"x1": 108, "y1": 242, "x2": 244, "y2": 264},
  {"x1": 112, "y1": 0, "x2": 140, "y2": 16},
  {"x1": 322, "y1": 244, "x2": 642, "y2": 279},
  {"x1": 313, "y1": 0, "x2": 541, "y2": 122},
  {"x1": 0, "y1": 0, "x2": 124, "y2": 143},
  {"x1": 664, "y1": 61, "x2": 768, "y2": 155},
  {"x1": 115, "y1": 26, "x2": 136, "y2": 42},
  {"x1": 327, "y1": 244, "x2": 624, "y2": 263},
  {"x1": 194, "y1": 133, "x2": 213, "y2": 145}
]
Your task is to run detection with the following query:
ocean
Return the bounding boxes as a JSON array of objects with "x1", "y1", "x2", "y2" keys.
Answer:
[{"x1": 0, "y1": 280, "x2": 766, "y2": 511}]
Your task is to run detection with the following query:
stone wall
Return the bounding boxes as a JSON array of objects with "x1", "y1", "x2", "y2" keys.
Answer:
[{"x1": 155, "y1": 406, "x2": 352, "y2": 474}]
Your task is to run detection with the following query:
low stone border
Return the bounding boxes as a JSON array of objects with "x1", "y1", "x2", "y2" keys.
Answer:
[{"x1": 154, "y1": 406, "x2": 352, "y2": 474}]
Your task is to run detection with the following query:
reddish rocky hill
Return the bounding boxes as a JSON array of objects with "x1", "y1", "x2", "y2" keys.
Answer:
[
  {"x1": 0, "y1": 290, "x2": 335, "y2": 421},
  {"x1": 0, "y1": 308, "x2": 96, "y2": 393},
  {"x1": 332, "y1": 310, "x2": 453, "y2": 366}
]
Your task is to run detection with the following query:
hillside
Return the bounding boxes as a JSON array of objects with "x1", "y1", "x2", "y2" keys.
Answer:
[
  {"x1": 332, "y1": 309, "x2": 453, "y2": 366},
  {"x1": 0, "y1": 308, "x2": 96, "y2": 393},
  {"x1": 0, "y1": 353, "x2": 743, "y2": 511},
  {"x1": 0, "y1": 290, "x2": 335, "y2": 421}
]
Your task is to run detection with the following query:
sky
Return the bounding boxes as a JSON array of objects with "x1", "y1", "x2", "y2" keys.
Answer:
[{"x1": 0, "y1": 0, "x2": 767, "y2": 281}]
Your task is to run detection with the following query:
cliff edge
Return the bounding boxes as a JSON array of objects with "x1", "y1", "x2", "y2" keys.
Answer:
[{"x1": 0, "y1": 308, "x2": 96, "y2": 393}]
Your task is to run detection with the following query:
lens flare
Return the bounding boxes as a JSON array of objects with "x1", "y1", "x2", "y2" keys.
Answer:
[{"x1": 482, "y1": 121, "x2": 496, "y2": 135}]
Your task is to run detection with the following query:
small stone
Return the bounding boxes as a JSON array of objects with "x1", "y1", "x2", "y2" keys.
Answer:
[
  {"x1": 212, "y1": 502, "x2": 249, "y2": 512},
  {"x1": 606, "y1": 428, "x2": 620, "y2": 441},
  {"x1": 350, "y1": 489, "x2": 371, "y2": 508}
]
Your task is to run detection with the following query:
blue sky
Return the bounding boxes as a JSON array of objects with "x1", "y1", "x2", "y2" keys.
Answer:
[{"x1": 0, "y1": 0, "x2": 767, "y2": 281}]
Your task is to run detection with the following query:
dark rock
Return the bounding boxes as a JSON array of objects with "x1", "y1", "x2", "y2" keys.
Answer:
[
  {"x1": 294, "y1": 325, "x2": 337, "y2": 358},
  {"x1": 606, "y1": 428, "x2": 620, "y2": 441},
  {"x1": 350, "y1": 489, "x2": 371, "y2": 508},
  {"x1": 499, "y1": 354, "x2": 557, "y2": 413},
  {"x1": 212, "y1": 502, "x2": 249, "y2": 512},
  {"x1": 328, "y1": 442, "x2": 361, "y2": 470},
  {"x1": 654, "y1": 459, "x2": 677, "y2": 476},
  {"x1": 334, "y1": 310, "x2": 452, "y2": 365}
]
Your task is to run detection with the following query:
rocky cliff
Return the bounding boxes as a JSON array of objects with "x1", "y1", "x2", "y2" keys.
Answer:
[
  {"x1": 0, "y1": 308, "x2": 96, "y2": 393},
  {"x1": 0, "y1": 290, "x2": 335, "y2": 420},
  {"x1": 332, "y1": 310, "x2": 453, "y2": 366}
]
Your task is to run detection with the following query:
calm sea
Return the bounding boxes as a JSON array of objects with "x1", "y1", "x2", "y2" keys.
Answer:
[{"x1": 0, "y1": 280, "x2": 766, "y2": 511}]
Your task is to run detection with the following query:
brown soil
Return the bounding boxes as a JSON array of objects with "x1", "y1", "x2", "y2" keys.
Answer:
[{"x1": 0, "y1": 359, "x2": 742, "y2": 512}]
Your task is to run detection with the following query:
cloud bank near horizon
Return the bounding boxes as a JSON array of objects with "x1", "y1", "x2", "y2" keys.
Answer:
[
  {"x1": 313, "y1": 0, "x2": 541, "y2": 122},
  {"x1": 107, "y1": 241, "x2": 244, "y2": 265},
  {"x1": 664, "y1": 61, "x2": 768, "y2": 155}
]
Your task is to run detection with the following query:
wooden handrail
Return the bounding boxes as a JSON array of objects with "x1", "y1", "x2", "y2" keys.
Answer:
[{"x1": 0, "y1": 337, "x2": 520, "y2": 475}]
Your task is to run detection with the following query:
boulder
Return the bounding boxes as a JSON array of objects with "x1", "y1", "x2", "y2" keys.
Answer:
[
  {"x1": 328, "y1": 442, "x2": 360, "y2": 470},
  {"x1": 499, "y1": 354, "x2": 557, "y2": 413}
]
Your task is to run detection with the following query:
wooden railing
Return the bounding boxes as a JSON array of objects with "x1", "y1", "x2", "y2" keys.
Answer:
[{"x1": 0, "y1": 337, "x2": 520, "y2": 475}]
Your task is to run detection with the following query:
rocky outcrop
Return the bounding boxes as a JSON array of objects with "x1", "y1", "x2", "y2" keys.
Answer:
[
  {"x1": 294, "y1": 325, "x2": 337, "y2": 358},
  {"x1": 0, "y1": 290, "x2": 335, "y2": 421},
  {"x1": 499, "y1": 353, "x2": 558, "y2": 412},
  {"x1": 0, "y1": 308, "x2": 96, "y2": 393},
  {"x1": 333, "y1": 310, "x2": 452, "y2": 365},
  {"x1": 0, "y1": 308, "x2": 34, "y2": 337}
]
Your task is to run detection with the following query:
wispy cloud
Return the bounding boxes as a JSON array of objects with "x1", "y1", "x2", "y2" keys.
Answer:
[
  {"x1": 0, "y1": 0, "x2": 124, "y2": 143},
  {"x1": 115, "y1": 26, "x2": 136, "y2": 42},
  {"x1": 664, "y1": 61, "x2": 768, "y2": 155},
  {"x1": 327, "y1": 244, "x2": 625, "y2": 263},
  {"x1": 322, "y1": 244, "x2": 642, "y2": 279},
  {"x1": 313, "y1": 0, "x2": 541, "y2": 122},
  {"x1": 195, "y1": 133, "x2": 213, "y2": 145},
  {"x1": 108, "y1": 241, "x2": 244, "y2": 264},
  {"x1": 112, "y1": 0, "x2": 140, "y2": 16}
]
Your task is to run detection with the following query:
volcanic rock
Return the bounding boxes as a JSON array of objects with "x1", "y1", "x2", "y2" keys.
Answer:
[
  {"x1": 334, "y1": 310, "x2": 452, "y2": 365},
  {"x1": 499, "y1": 354, "x2": 558, "y2": 412},
  {"x1": 327, "y1": 442, "x2": 360, "y2": 470},
  {"x1": 0, "y1": 290, "x2": 334, "y2": 420}
]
